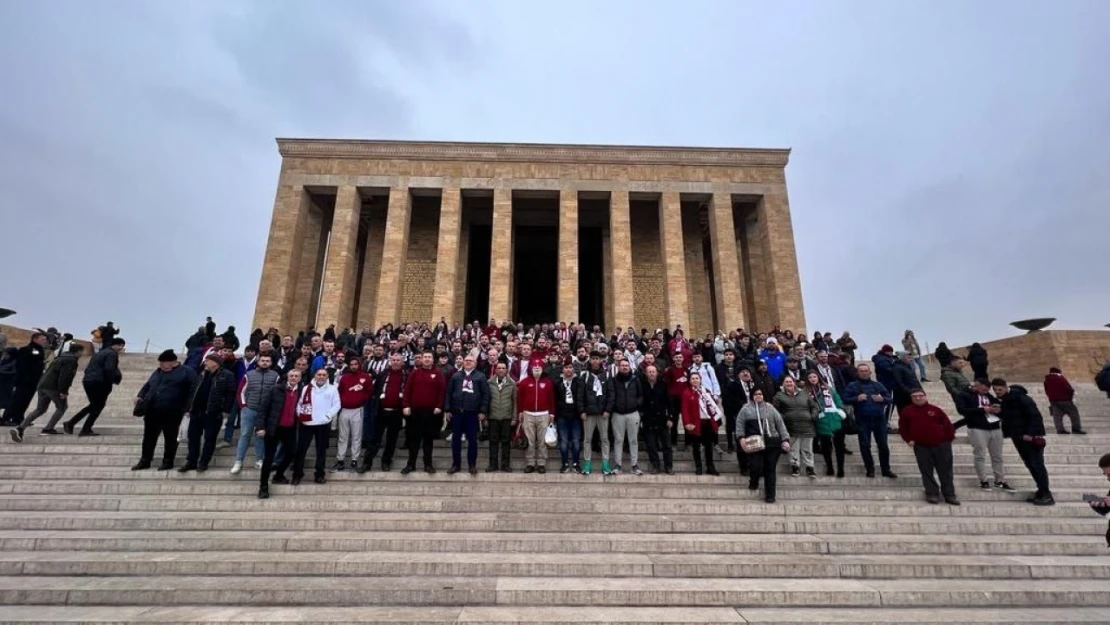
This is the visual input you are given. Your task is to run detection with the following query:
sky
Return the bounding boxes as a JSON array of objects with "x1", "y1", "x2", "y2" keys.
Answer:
[{"x1": 1, "y1": 0, "x2": 1108, "y2": 355}]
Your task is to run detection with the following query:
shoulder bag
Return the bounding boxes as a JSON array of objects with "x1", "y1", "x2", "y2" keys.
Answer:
[{"x1": 739, "y1": 405, "x2": 766, "y2": 453}]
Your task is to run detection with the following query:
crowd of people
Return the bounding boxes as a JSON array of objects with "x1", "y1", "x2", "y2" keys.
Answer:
[{"x1": 0, "y1": 318, "x2": 1104, "y2": 512}]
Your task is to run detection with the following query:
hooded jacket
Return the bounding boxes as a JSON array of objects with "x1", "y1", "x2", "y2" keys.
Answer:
[
  {"x1": 36, "y1": 353, "x2": 79, "y2": 394},
  {"x1": 996, "y1": 385, "x2": 1046, "y2": 439},
  {"x1": 953, "y1": 387, "x2": 1002, "y2": 431}
]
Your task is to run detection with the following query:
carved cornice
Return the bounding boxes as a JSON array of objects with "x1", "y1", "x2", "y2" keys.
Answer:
[{"x1": 276, "y1": 139, "x2": 790, "y2": 168}]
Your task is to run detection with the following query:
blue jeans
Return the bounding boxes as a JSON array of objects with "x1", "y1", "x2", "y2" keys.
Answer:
[
  {"x1": 557, "y1": 417, "x2": 582, "y2": 466},
  {"x1": 450, "y1": 411, "x2": 480, "y2": 468},
  {"x1": 856, "y1": 413, "x2": 890, "y2": 473},
  {"x1": 222, "y1": 403, "x2": 240, "y2": 443},
  {"x1": 235, "y1": 407, "x2": 265, "y2": 463},
  {"x1": 913, "y1": 357, "x2": 927, "y2": 380}
]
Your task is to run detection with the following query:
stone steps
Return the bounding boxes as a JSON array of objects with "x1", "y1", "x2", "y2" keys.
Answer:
[{"x1": 3, "y1": 606, "x2": 1110, "y2": 624}]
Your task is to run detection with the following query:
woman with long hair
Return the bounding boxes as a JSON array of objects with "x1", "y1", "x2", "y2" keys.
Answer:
[
  {"x1": 680, "y1": 371, "x2": 720, "y2": 476},
  {"x1": 738, "y1": 388, "x2": 791, "y2": 503},
  {"x1": 806, "y1": 370, "x2": 847, "y2": 477}
]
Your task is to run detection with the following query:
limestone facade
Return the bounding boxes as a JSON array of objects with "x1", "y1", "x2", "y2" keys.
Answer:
[{"x1": 252, "y1": 139, "x2": 807, "y2": 336}]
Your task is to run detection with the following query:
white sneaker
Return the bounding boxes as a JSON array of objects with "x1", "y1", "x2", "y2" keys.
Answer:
[
  {"x1": 217, "y1": 440, "x2": 231, "y2": 449},
  {"x1": 254, "y1": 460, "x2": 263, "y2": 469},
  {"x1": 230, "y1": 461, "x2": 242, "y2": 474}
]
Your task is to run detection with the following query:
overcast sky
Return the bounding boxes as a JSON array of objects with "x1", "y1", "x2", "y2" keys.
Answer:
[{"x1": 2, "y1": 0, "x2": 1107, "y2": 355}]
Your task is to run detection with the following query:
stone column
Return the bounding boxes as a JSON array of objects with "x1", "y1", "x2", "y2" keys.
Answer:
[
  {"x1": 758, "y1": 187, "x2": 806, "y2": 333},
  {"x1": 558, "y1": 188, "x2": 578, "y2": 322},
  {"x1": 374, "y1": 185, "x2": 412, "y2": 327},
  {"x1": 252, "y1": 184, "x2": 311, "y2": 333},
  {"x1": 708, "y1": 191, "x2": 746, "y2": 332},
  {"x1": 289, "y1": 203, "x2": 324, "y2": 333},
  {"x1": 431, "y1": 185, "x2": 462, "y2": 324},
  {"x1": 657, "y1": 190, "x2": 690, "y2": 330},
  {"x1": 609, "y1": 189, "x2": 634, "y2": 331},
  {"x1": 487, "y1": 187, "x2": 513, "y2": 322},
  {"x1": 316, "y1": 186, "x2": 361, "y2": 329}
]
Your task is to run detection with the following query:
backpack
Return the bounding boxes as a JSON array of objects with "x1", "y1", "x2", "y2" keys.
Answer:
[{"x1": 1096, "y1": 366, "x2": 1110, "y2": 392}]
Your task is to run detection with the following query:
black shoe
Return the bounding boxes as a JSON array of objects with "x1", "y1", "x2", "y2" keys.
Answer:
[
  {"x1": 1033, "y1": 495, "x2": 1056, "y2": 506},
  {"x1": 314, "y1": 475, "x2": 326, "y2": 484},
  {"x1": 649, "y1": 466, "x2": 659, "y2": 475},
  {"x1": 424, "y1": 465, "x2": 436, "y2": 474},
  {"x1": 156, "y1": 463, "x2": 174, "y2": 471},
  {"x1": 1057, "y1": 430, "x2": 1070, "y2": 435},
  {"x1": 926, "y1": 494, "x2": 940, "y2": 504},
  {"x1": 1026, "y1": 495, "x2": 1037, "y2": 503},
  {"x1": 258, "y1": 488, "x2": 269, "y2": 499},
  {"x1": 560, "y1": 464, "x2": 570, "y2": 474},
  {"x1": 739, "y1": 468, "x2": 749, "y2": 476},
  {"x1": 291, "y1": 476, "x2": 302, "y2": 486},
  {"x1": 177, "y1": 464, "x2": 196, "y2": 473},
  {"x1": 790, "y1": 466, "x2": 800, "y2": 477},
  {"x1": 706, "y1": 468, "x2": 719, "y2": 476},
  {"x1": 980, "y1": 481, "x2": 992, "y2": 490},
  {"x1": 945, "y1": 497, "x2": 961, "y2": 506},
  {"x1": 78, "y1": 430, "x2": 99, "y2": 437},
  {"x1": 805, "y1": 467, "x2": 817, "y2": 479},
  {"x1": 272, "y1": 474, "x2": 289, "y2": 484},
  {"x1": 487, "y1": 465, "x2": 500, "y2": 473},
  {"x1": 748, "y1": 482, "x2": 759, "y2": 491},
  {"x1": 469, "y1": 466, "x2": 478, "y2": 475},
  {"x1": 765, "y1": 497, "x2": 776, "y2": 504},
  {"x1": 9, "y1": 428, "x2": 23, "y2": 443},
  {"x1": 664, "y1": 467, "x2": 674, "y2": 475},
  {"x1": 571, "y1": 463, "x2": 580, "y2": 473},
  {"x1": 400, "y1": 465, "x2": 416, "y2": 475},
  {"x1": 865, "y1": 469, "x2": 875, "y2": 478},
  {"x1": 131, "y1": 461, "x2": 151, "y2": 471},
  {"x1": 1074, "y1": 429, "x2": 1088, "y2": 435},
  {"x1": 329, "y1": 461, "x2": 346, "y2": 473},
  {"x1": 695, "y1": 468, "x2": 703, "y2": 476},
  {"x1": 63, "y1": 422, "x2": 75, "y2": 435},
  {"x1": 537, "y1": 466, "x2": 546, "y2": 474},
  {"x1": 524, "y1": 465, "x2": 535, "y2": 474},
  {"x1": 825, "y1": 467, "x2": 835, "y2": 476},
  {"x1": 882, "y1": 470, "x2": 898, "y2": 479},
  {"x1": 447, "y1": 466, "x2": 461, "y2": 475},
  {"x1": 836, "y1": 470, "x2": 845, "y2": 479},
  {"x1": 995, "y1": 482, "x2": 1017, "y2": 492},
  {"x1": 502, "y1": 466, "x2": 513, "y2": 473},
  {"x1": 40, "y1": 428, "x2": 60, "y2": 435},
  {"x1": 381, "y1": 462, "x2": 392, "y2": 472},
  {"x1": 356, "y1": 463, "x2": 369, "y2": 475},
  {"x1": 197, "y1": 465, "x2": 208, "y2": 473}
]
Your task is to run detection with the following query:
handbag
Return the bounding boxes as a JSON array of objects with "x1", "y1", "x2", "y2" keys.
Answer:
[
  {"x1": 132, "y1": 398, "x2": 148, "y2": 418},
  {"x1": 544, "y1": 423, "x2": 558, "y2": 446},
  {"x1": 739, "y1": 406, "x2": 766, "y2": 453}
]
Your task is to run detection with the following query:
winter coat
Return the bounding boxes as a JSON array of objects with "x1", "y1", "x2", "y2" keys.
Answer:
[
  {"x1": 445, "y1": 369, "x2": 491, "y2": 414},
  {"x1": 842, "y1": 379, "x2": 892, "y2": 422},
  {"x1": 518, "y1": 375, "x2": 556, "y2": 415},
  {"x1": 36, "y1": 353, "x2": 79, "y2": 394},
  {"x1": 260, "y1": 383, "x2": 303, "y2": 435},
  {"x1": 953, "y1": 388, "x2": 1002, "y2": 431},
  {"x1": 605, "y1": 373, "x2": 643, "y2": 414},
  {"x1": 773, "y1": 389, "x2": 820, "y2": 437},
  {"x1": 967, "y1": 343, "x2": 989, "y2": 372},
  {"x1": 184, "y1": 367, "x2": 233, "y2": 416},
  {"x1": 487, "y1": 375, "x2": 517, "y2": 421},
  {"x1": 139, "y1": 365, "x2": 200, "y2": 413},
  {"x1": 641, "y1": 379, "x2": 670, "y2": 427},
  {"x1": 14, "y1": 343, "x2": 46, "y2": 388},
  {"x1": 759, "y1": 348, "x2": 787, "y2": 381},
  {"x1": 336, "y1": 370, "x2": 374, "y2": 410},
  {"x1": 996, "y1": 386, "x2": 1046, "y2": 439},
  {"x1": 899, "y1": 402, "x2": 955, "y2": 447},
  {"x1": 680, "y1": 386, "x2": 720, "y2": 437},
  {"x1": 239, "y1": 368, "x2": 281, "y2": 412},
  {"x1": 1043, "y1": 373, "x2": 1074, "y2": 403},
  {"x1": 934, "y1": 343, "x2": 954, "y2": 368},
  {"x1": 553, "y1": 376, "x2": 581, "y2": 421},
  {"x1": 575, "y1": 370, "x2": 608, "y2": 415},
  {"x1": 810, "y1": 386, "x2": 845, "y2": 436},
  {"x1": 738, "y1": 401, "x2": 790, "y2": 441},
  {"x1": 871, "y1": 352, "x2": 897, "y2": 389},
  {"x1": 940, "y1": 366, "x2": 970, "y2": 399},
  {"x1": 296, "y1": 381, "x2": 341, "y2": 426},
  {"x1": 83, "y1": 347, "x2": 121, "y2": 385}
]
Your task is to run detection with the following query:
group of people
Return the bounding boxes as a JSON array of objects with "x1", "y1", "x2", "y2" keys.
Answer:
[{"x1": 0, "y1": 318, "x2": 1094, "y2": 511}]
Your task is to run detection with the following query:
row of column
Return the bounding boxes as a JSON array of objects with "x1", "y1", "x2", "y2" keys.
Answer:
[{"x1": 256, "y1": 183, "x2": 799, "y2": 334}]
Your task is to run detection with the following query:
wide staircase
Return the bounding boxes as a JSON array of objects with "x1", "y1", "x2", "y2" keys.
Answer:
[{"x1": 1, "y1": 353, "x2": 1109, "y2": 624}]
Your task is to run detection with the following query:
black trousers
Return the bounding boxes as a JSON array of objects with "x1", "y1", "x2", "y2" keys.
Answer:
[
  {"x1": 487, "y1": 419, "x2": 512, "y2": 469},
  {"x1": 643, "y1": 423, "x2": 673, "y2": 470},
  {"x1": 668, "y1": 397, "x2": 682, "y2": 447},
  {"x1": 263, "y1": 425, "x2": 298, "y2": 486},
  {"x1": 67, "y1": 381, "x2": 113, "y2": 432},
  {"x1": 913, "y1": 442, "x2": 956, "y2": 498},
  {"x1": 689, "y1": 420, "x2": 717, "y2": 472},
  {"x1": 5, "y1": 384, "x2": 36, "y2": 424},
  {"x1": 185, "y1": 411, "x2": 224, "y2": 468},
  {"x1": 294, "y1": 422, "x2": 330, "y2": 479},
  {"x1": 406, "y1": 409, "x2": 442, "y2": 468},
  {"x1": 1012, "y1": 437, "x2": 1052, "y2": 497},
  {"x1": 364, "y1": 408, "x2": 403, "y2": 467},
  {"x1": 141, "y1": 407, "x2": 184, "y2": 466},
  {"x1": 748, "y1": 441, "x2": 783, "y2": 501},
  {"x1": 816, "y1": 430, "x2": 846, "y2": 474}
]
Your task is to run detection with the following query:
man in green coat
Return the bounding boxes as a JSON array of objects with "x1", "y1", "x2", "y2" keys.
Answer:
[{"x1": 486, "y1": 361, "x2": 517, "y2": 472}]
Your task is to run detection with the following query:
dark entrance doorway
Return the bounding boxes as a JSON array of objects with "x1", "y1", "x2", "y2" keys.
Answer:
[
  {"x1": 513, "y1": 226, "x2": 557, "y2": 325},
  {"x1": 578, "y1": 227, "x2": 604, "y2": 328},
  {"x1": 464, "y1": 224, "x2": 492, "y2": 324}
]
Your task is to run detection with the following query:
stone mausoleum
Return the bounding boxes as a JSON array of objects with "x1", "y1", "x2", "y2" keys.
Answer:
[{"x1": 253, "y1": 139, "x2": 806, "y2": 336}]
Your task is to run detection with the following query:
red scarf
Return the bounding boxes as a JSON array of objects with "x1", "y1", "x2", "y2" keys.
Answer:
[{"x1": 297, "y1": 384, "x2": 314, "y2": 422}]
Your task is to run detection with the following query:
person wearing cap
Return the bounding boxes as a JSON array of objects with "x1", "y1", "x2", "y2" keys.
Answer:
[
  {"x1": 518, "y1": 361, "x2": 556, "y2": 473},
  {"x1": 178, "y1": 352, "x2": 234, "y2": 473},
  {"x1": 64, "y1": 337, "x2": 125, "y2": 436},
  {"x1": 132, "y1": 350, "x2": 200, "y2": 471}
]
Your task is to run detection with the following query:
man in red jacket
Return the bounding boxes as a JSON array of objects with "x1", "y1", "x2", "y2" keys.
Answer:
[
  {"x1": 1043, "y1": 367, "x2": 1086, "y2": 435},
  {"x1": 333, "y1": 357, "x2": 373, "y2": 472},
  {"x1": 517, "y1": 362, "x2": 555, "y2": 473},
  {"x1": 664, "y1": 352, "x2": 689, "y2": 449},
  {"x1": 402, "y1": 350, "x2": 447, "y2": 474},
  {"x1": 899, "y1": 388, "x2": 959, "y2": 505}
]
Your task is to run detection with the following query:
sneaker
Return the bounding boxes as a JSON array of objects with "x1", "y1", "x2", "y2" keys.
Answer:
[
  {"x1": 400, "y1": 465, "x2": 416, "y2": 475},
  {"x1": 536, "y1": 466, "x2": 546, "y2": 474},
  {"x1": 524, "y1": 465, "x2": 535, "y2": 474},
  {"x1": 995, "y1": 482, "x2": 1017, "y2": 492},
  {"x1": 980, "y1": 481, "x2": 992, "y2": 490},
  {"x1": 39, "y1": 429, "x2": 59, "y2": 435},
  {"x1": 560, "y1": 464, "x2": 570, "y2": 474},
  {"x1": 945, "y1": 497, "x2": 961, "y2": 506},
  {"x1": 1074, "y1": 429, "x2": 1088, "y2": 435},
  {"x1": 1032, "y1": 495, "x2": 1056, "y2": 506},
  {"x1": 9, "y1": 428, "x2": 23, "y2": 443},
  {"x1": 230, "y1": 461, "x2": 242, "y2": 474},
  {"x1": 790, "y1": 465, "x2": 800, "y2": 478},
  {"x1": 216, "y1": 440, "x2": 231, "y2": 449},
  {"x1": 254, "y1": 460, "x2": 263, "y2": 470},
  {"x1": 926, "y1": 494, "x2": 940, "y2": 504},
  {"x1": 272, "y1": 474, "x2": 290, "y2": 484},
  {"x1": 631, "y1": 465, "x2": 643, "y2": 476},
  {"x1": 424, "y1": 465, "x2": 436, "y2": 474},
  {"x1": 571, "y1": 463, "x2": 580, "y2": 474},
  {"x1": 314, "y1": 475, "x2": 326, "y2": 484},
  {"x1": 258, "y1": 488, "x2": 269, "y2": 500},
  {"x1": 882, "y1": 470, "x2": 899, "y2": 479},
  {"x1": 329, "y1": 461, "x2": 346, "y2": 473},
  {"x1": 447, "y1": 466, "x2": 462, "y2": 475},
  {"x1": 177, "y1": 436, "x2": 185, "y2": 443},
  {"x1": 611, "y1": 465, "x2": 621, "y2": 475},
  {"x1": 602, "y1": 461, "x2": 613, "y2": 475},
  {"x1": 805, "y1": 467, "x2": 816, "y2": 479},
  {"x1": 581, "y1": 461, "x2": 592, "y2": 475}
]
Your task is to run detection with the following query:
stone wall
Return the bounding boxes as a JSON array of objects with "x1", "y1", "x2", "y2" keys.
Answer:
[
  {"x1": 926, "y1": 330, "x2": 1110, "y2": 383},
  {"x1": 682, "y1": 203, "x2": 712, "y2": 337},
  {"x1": 452, "y1": 212, "x2": 470, "y2": 325},
  {"x1": 630, "y1": 202, "x2": 666, "y2": 333},
  {"x1": 399, "y1": 203, "x2": 440, "y2": 323},
  {"x1": 0, "y1": 324, "x2": 94, "y2": 355}
]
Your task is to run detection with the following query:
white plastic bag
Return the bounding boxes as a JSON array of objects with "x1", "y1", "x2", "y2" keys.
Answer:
[{"x1": 543, "y1": 423, "x2": 558, "y2": 447}]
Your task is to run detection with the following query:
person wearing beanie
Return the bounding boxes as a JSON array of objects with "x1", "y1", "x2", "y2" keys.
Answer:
[
  {"x1": 64, "y1": 337, "x2": 125, "y2": 436},
  {"x1": 333, "y1": 357, "x2": 373, "y2": 473},
  {"x1": 131, "y1": 349, "x2": 199, "y2": 471},
  {"x1": 178, "y1": 352, "x2": 234, "y2": 473}
]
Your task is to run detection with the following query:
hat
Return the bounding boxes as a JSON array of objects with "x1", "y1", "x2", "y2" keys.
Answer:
[
  {"x1": 157, "y1": 350, "x2": 178, "y2": 363},
  {"x1": 766, "y1": 337, "x2": 778, "y2": 346},
  {"x1": 881, "y1": 344, "x2": 894, "y2": 353},
  {"x1": 204, "y1": 352, "x2": 223, "y2": 364}
]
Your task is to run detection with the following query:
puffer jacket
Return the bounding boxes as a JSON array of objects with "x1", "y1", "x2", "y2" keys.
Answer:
[
  {"x1": 487, "y1": 375, "x2": 517, "y2": 421},
  {"x1": 772, "y1": 389, "x2": 820, "y2": 437},
  {"x1": 140, "y1": 365, "x2": 200, "y2": 413},
  {"x1": 575, "y1": 370, "x2": 608, "y2": 415},
  {"x1": 37, "y1": 353, "x2": 79, "y2": 394},
  {"x1": 239, "y1": 367, "x2": 281, "y2": 412},
  {"x1": 186, "y1": 367, "x2": 235, "y2": 416}
]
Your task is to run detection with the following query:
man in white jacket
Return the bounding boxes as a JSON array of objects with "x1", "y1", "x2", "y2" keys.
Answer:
[
  {"x1": 292, "y1": 368, "x2": 341, "y2": 485},
  {"x1": 690, "y1": 352, "x2": 720, "y2": 398}
]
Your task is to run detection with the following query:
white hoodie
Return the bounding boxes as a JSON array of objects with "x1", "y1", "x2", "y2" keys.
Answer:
[{"x1": 296, "y1": 380, "x2": 341, "y2": 426}]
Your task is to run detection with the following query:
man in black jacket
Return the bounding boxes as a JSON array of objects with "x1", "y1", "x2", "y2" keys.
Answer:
[
  {"x1": 10, "y1": 342, "x2": 82, "y2": 441},
  {"x1": 993, "y1": 379, "x2": 1054, "y2": 506},
  {"x1": 259, "y1": 369, "x2": 304, "y2": 498},
  {"x1": 64, "y1": 338, "x2": 125, "y2": 436},
  {"x1": 132, "y1": 350, "x2": 198, "y2": 471},
  {"x1": 891, "y1": 352, "x2": 921, "y2": 422},
  {"x1": 179, "y1": 353, "x2": 235, "y2": 473},
  {"x1": 641, "y1": 364, "x2": 672, "y2": 474},
  {"x1": 954, "y1": 378, "x2": 1013, "y2": 492},
  {"x1": 606, "y1": 359, "x2": 644, "y2": 475},
  {"x1": 2, "y1": 333, "x2": 48, "y2": 427}
]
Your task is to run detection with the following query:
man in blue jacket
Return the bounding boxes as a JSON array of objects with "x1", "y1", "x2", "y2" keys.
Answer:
[
  {"x1": 445, "y1": 354, "x2": 490, "y2": 475},
  {"x1": 843, "y1": 362, "x2": 898, "y2": 479}
]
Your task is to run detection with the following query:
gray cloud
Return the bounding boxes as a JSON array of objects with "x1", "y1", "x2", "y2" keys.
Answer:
[{"x1": 1, "y1": 0, "x2": 1106, "y2": 356}]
